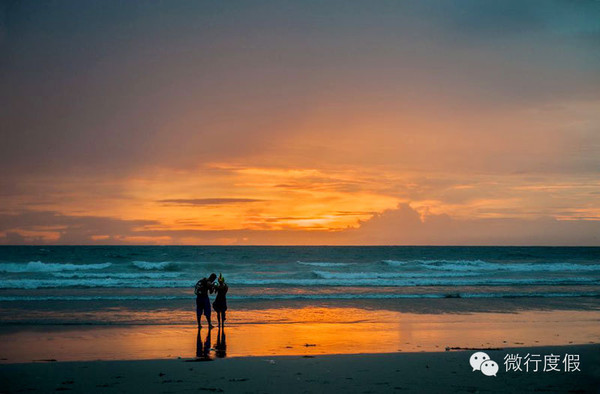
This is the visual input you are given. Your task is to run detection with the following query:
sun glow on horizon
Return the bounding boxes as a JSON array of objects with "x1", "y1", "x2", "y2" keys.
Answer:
[{"x1": 1, "y1": 1, "x2": 599, "y2": 245}]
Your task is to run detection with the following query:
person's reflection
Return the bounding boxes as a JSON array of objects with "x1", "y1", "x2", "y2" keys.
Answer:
[
  {"x1": 195, "y1": 327, "x2": 213, "y2": 360},
  {"x1": 215, "y1": 327, "x2": 227, "y2": 358}
]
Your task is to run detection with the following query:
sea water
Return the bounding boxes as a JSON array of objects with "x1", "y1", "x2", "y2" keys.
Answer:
[{"x1": 0, "y1": 246, "x2": 599, "y2": 325}]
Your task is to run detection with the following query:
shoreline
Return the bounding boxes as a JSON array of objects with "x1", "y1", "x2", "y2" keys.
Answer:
[{"x1": 1, "y1": 344, "x2": 599, "y2": 393}]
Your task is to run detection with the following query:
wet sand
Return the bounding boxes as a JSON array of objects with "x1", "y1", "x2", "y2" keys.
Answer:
[
  {"x1": 1, "y1": 308, "x2": 600, "y2": 362},
  {"x1": 0, "y1": 344, "x2": 599, "y2": 393},
  {"x1": 1, "y1": 307, "x2": 599, "y2": 392}
]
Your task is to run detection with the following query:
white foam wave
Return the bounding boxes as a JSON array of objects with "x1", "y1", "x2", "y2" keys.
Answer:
[
  {"x1": 132, "y1": 261, "x2": 173, "y2": 270},
  {"x1": 382, "y1": 259, "x2": 486, "y2": 267},
  {"x1": 297, "y1": 261, "x2": 352, "y2": 267},
  {"x1": 1, "y1": 292, "x2": 597, "y2": 302},
  {"x1": 382, "y1": 260, "x2": 408, "y2": 266},
  {"x1": 231, "y1": 277, "x2": 598, "y2": 287},
  {"x1": 0, "y1": 261, "x2": 112, "y2": 273},
  {"x1": 416, "y1": 259, "x2": 489, "y2": 265},
  {"x1": 313, "y1": 270, "x2": 481, "y2": 279},
  {"x1": 419, "y1": 260, "x2": 600, "y2": 272},
  {"x1": 0, "y1": 279, "x2": 192, "y2": 289},
  {"x1": 0, "y1": 276, "x2": 596, "y2": 289},
  {"x1": 52, "y1": 272, "x2": 182, "y2": 279}
]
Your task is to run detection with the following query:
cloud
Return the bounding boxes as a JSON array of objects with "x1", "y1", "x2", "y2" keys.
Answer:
[
  {"x1": 2, "y1": 206, "x2": 598, "y2": 246},
  {"x1": 0, "y1": 1, "x2": 598, "y2": 245},
  {"x1": 0, "y1": 210, "x2": 158, "y2": 245},
  {"x1": 157, "y1": 198, "x2": 264, "y2": 206},
  {"x1": 350, "y1": 204, "x2": 600, "y2": 246}
]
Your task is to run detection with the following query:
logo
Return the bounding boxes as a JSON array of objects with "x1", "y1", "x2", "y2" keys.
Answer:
[{"x1": 470, "y1": 352, "x2": 499, "y2": 377}]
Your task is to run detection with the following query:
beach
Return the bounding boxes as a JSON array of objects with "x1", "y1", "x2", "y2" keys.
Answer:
[
  {"x1": 1, "y1": 344, "x2": 599, "y2": 393},
  {"x1": 1, "y1": 246, "x2": 600, "y2": 392},
  {"x1": 1, "y1": 306, "x2": 600, "y2": 362},
  {"x1": 1, "y1": 305, "x2": 600, "y2": 392}
]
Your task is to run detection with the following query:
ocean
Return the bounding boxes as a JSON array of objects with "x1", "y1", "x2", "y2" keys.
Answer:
[{"x1": 1, "y1": 246, "x2": 599, "y2": 325}]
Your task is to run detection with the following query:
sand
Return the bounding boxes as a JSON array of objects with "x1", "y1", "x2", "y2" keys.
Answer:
[
  {"x1": 1, "y1": 307, "x2": 599, "y2": 392},
  {"x1": 2, "y1": 308, "x2": 600, "y2": 362},
  {"x1": 1, "y1": 344, "x2": 599, "y2": 393}
]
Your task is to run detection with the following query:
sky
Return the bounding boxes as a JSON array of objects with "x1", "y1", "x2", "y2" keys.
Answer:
[{"x1": 1, "y1": 0, "x2": 599, "y2": 245}]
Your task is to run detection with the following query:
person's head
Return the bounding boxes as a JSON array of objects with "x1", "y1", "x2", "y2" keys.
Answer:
[
  {"x1": 218, "y1": 273, "x2": 225, "y2": 284},
  {"x1": 208, "y1": 273, "x2": 217, "y2": 282}
]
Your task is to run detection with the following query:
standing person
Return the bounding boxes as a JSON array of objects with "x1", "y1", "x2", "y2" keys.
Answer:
[
  {"x1": 212, "y1": 273, "x2": 228, "y2": 327},
  {"x1": 194, "y1": 273, "x2": 217, "y2": 329}
]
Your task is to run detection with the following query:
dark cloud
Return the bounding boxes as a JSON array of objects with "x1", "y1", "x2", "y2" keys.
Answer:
[
  {"x1": 334, "y1": 211, "x2": 377, "y2": 216},
  {"x1": 350, "y1": 204, "x2": 600, "y2": 246},
  {"x1": 273, "y1": 178, "x2": 366, "y2": 193},
  {"x1": 0, "y1": 211, "x2": 158, "y2": 245},
  {"x1": 157, "y1": 198, "x2": 264, "y2": 206},
  {"x1": 2, "y1": 206, "x2": 599, "y2": 246}
]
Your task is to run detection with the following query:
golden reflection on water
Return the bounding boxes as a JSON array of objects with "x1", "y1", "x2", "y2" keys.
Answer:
[{"x1": 1, "y1": 307, "x2": 599, "y2": 363}]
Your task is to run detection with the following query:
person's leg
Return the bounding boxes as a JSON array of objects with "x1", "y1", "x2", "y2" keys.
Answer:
[
  {"x1": 204, "y1": 297, "x2": 214, "y2": 329},
  {"x1": 222, "y1": 310, "x2": 226, "y2": 324},
  {"x1": 196, "y1": 302, "x2": 202, "y2": 328},
  {"x1": 216, "y1": 311, "x2": 221, "y2": 327}
]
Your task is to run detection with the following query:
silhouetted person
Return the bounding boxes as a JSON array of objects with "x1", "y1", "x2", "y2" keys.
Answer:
[
  {"x1": 215, "y1": 326, "x2": 227, "y2": 358},
  {"x1": 212, "y1": 273, "x2": 228, "y2": 327},
  {"x1": 195, "y1": 273, "x2": 216, "y2": 329}
]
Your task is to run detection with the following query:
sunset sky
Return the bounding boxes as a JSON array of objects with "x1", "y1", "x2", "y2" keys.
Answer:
[{"x1": 1, "y1": 0, "x2": 599, "y2": 245}]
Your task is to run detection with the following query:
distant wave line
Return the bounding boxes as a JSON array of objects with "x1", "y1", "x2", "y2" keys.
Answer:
[
  {"x1": 0, "y1": 261, "x2": 112, "y2": 273},
  {"x1": 0, "y1": 277, "x2": 597, "y2": 289},
  {"x1": 0, "y1": 292, "x2": 598, "y2": 302}
]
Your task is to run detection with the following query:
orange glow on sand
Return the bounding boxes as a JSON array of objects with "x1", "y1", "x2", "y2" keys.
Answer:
[{"x1": 1, "y1": 308, "x2": 599, "y2": 363}]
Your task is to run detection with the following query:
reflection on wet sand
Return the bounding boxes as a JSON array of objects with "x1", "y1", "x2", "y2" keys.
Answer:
[
  {"x1": 195, "y1": 327, "x2": 212, "y2": 360},
  {"x1": 215, "y1": 327, "x2": 226, "y2": 358},
  {"x1": 194, "y1": 327, "x2": 227, "y2": 360},
  {"x1": 0, "y1": 308, "x2": 599, "y2": 363}
]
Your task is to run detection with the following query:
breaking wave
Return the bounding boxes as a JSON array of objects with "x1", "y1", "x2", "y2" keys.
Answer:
[
  {"x1": 1, "y1": 292, "x2": 597, "y2": 302},
  {"x1": 132, "y1": 261, "x2": 174, "y2": 270},
  {"x1": 382, "y1": 260, "x2": 408, "y2": 266},
  {"x1": 312, "y1": 270, "x2": 481, "y2": 279},
  {"x1": 297, "y1": 261, "x2": 352, "y2": 267},
  {"x1": 1, "y1": 277, "x2": 596, "y2": 289},
  {"x1": 0, "y1": 261, "x2": 112, "y2": 273},
  {"x1": 52, "y1": 272, "x2": 182, "y2": 279},
  {"x1": 419, "y1": 260, "x2": 600, "y2": 272}
]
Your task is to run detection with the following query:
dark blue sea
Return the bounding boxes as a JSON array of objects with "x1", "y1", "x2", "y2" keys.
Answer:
[{"x1": 0, "y1": 246, "x2": 599, "y2": 325}]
